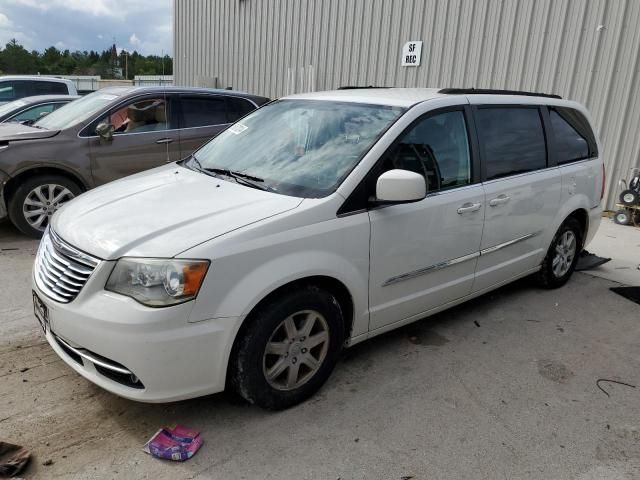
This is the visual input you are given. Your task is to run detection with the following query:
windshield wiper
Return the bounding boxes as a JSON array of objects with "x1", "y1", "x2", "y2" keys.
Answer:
[
  {"x1": 204, "y1": 167, "x2": 271, "y2": 191},
  {"x1": 205, "y1": 167, "x2": 264, "y2": 182}
]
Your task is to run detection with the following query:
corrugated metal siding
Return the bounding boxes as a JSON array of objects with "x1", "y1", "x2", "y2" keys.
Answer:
[{"x1": 174, "y1": 0, "x2": 640, "y2": 209}]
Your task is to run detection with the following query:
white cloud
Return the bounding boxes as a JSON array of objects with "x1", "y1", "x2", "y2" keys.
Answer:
[
  {"x1": 54, "y1": 40, "x2": 65, "y2": 50},
  {"x1": 97, "y1": 34, "x2": 103, "y2": 39},
  {"x1": 129, "y1": 33, "x2": 140, "y2": 46},
  {"x1": 0, "y1": 12, "x2": 13, "y2": 28}
]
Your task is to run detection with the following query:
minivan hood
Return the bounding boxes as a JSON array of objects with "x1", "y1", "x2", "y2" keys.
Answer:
[
  {"x1": 0, "y1": 123, "x2": 60, "y2": 142},
  {"x1": 52, "y1": 164, "x2": 303, "y2": 259}
]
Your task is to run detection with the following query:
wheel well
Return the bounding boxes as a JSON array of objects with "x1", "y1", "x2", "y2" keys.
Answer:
[
  {"x1": 3, "y1": 167, "x2": 86, "y2": 205},
  {"x1": 226, "y1": 276, "x2": 355, "y2": 383},
  {"x1": 567, "y1": 208, "x2": 588, "y2": 246},
  {"x1": 248, "y1": 276, "x2": 354, "y2": 338}
]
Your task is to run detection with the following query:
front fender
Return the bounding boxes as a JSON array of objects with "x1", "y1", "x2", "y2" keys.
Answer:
[{"x1": 185, "y1": 212, "x2": 371, "y2": 338}]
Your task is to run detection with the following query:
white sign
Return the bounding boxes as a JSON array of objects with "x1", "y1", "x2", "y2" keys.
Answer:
[{"x1": 401, "y1": 41, "x2": 423, "y2": 67}]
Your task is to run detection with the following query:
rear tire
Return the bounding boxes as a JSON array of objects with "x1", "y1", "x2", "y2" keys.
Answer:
[
  {"x1": 228, "y1": 285, "x2": 345, "y2": 410},
  {"x1": 619, "y1": 189, "x2": 640, "y2": 206},
  {"x1": 613, "y1": 209, "x2": 632, "y2": 226},
  {"x1": 8, "y1": 175, "x2": 81, "y2": 238},
  {"x1": 536, "y1": 217, "x2": 583, "y2": 289}
]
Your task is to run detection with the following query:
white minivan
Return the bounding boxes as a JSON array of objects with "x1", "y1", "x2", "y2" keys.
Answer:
[{"x1": 32, "y1": 88, "x2": 604, "y2": 409}]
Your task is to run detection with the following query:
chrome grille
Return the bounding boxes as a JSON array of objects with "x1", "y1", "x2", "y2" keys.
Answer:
[{"x1": 34, "y1": 228, "x2": 100, "y2": 303}]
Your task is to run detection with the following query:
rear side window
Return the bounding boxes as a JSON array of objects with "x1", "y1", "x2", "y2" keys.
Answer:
[
  {"x1": 226, "y1": 97, "x2": 255, "y2": 122},
  {"x1": 476, "y1": 107, "x2": 546, "y2": 180},
  {"x1": 0, "y1": 81, "x2": 28, "y2": 102},
  {"x1": 180, "y1": 95, "x2": 227, "y2": 127},
  {"x1": 29, "y1": 81, "x2": 69, "y2": 95},
  {"x1": 550, "y1": 107, "x2": 598, "y2": 163}
]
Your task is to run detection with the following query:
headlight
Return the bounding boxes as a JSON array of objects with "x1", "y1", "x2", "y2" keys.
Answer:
[{"x1": 106, "y1": 258, "x2": 210, "y2": 307}]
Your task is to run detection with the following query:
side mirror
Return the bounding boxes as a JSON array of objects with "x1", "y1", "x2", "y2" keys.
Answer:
[
  {"x1": 374, "y1": 169, "x2": 426, "y2": 204},
  {"x1": 95, "y1": 122, "x2": 115, "y2": 142}
]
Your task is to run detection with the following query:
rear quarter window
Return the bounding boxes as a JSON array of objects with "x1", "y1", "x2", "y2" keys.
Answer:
[{"x1": 550, "y1": 107, "x2": 598, "y2": 164}]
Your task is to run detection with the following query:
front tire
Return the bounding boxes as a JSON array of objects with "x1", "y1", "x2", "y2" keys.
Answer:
[
  {"x1": 229, "y1": 285, "x2": 345, "y2": 410},
  {"x1": 8, "y1": 175, "x2": 81, "y2": 238},
  {"x1": 536, "y1": 217, "x2": 583, "y2": 289}
]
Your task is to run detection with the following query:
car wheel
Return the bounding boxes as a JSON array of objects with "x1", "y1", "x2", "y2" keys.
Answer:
[
  {"x1": 619, "y1": 189, "x2": 640, "y2": 206},
  {"x1": 8, "y1": 175, "x2": 81, "y2": 238},
  {"x1": 536, "y1": 217, "x2": 583, "y2": 289},
  {"x1": 229, "y1": 285, "x2": 345, "y2": 410},
  {"x1": 613, "y1": 209, "x2": 632, "y2": 226}
]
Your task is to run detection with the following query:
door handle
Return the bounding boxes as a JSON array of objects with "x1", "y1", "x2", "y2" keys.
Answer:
[
  {"x1": 489, "y1": 194, "x2": 511, "y2": 207},
  {"x1": 156, "y1": 138, "x2": 174, "y2": 144},
  {"x1": 457, "y1": 202, "x2": 482, "y2": 214}
]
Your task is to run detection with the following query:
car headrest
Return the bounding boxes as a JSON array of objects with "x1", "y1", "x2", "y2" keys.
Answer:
[{"x1": 155, "y1": 106, "x2": 167, "y2": 123}]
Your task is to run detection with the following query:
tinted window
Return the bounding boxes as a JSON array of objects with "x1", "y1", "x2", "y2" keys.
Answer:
[
  {"x1": 550, "y1": 107, "x2": 597, "y2": 163},
  {"x1": 0, "y1": 81, "x2": 28, "y2": 102},
  {"x1": 11, "y1": 103, "x2": 57, "y2": 122},
  {"x1": 380, "y1": 110, "x2": 471, "y2": 193},
  {"x1": 181, "y1": 95, "x2": 227, "y2": 127},
  {"x1": 476, "y1": 107, "x2": 546, "y2": 180},
  {"x1": 29, "y1": 81, "x2": 68, "y2": 95},
  {"x1": 0, "y1": 83, "x2": 16, "y2": 102},
  {"x1": 227, "y1": 97, "x2": 255, "y2": 122}
]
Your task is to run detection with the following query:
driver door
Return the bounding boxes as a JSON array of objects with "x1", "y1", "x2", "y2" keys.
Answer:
[
  {"x1": 88, "y1": 94, "x2": 181, "y2": 186},
  {"x1": 368, "y1": 106, "x2": 486, "y2": 331}
]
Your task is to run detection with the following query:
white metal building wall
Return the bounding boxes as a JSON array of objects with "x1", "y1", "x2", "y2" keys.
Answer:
[{"x1": 174, "y1": 0, "x2": 640, "y2": 209}]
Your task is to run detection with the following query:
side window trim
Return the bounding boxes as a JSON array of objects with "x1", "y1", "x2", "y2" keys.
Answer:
[
  {"x1": 337, "y1": 105, "x2": 477, "y2": 216},
  {"x1": 473, "y1": 104, "x2": 548, "y2": 182}
]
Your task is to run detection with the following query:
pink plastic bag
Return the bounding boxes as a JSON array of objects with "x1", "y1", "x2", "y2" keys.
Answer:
[{"x1": 142, "y1": 424, "x2": 203, "y2": 461}]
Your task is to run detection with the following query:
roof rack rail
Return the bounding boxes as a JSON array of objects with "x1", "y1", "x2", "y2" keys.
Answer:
[
  {"x1": 337, "y1": 85, "x2": 390, "y2": 90},
  {"x1": 438, "y1": 88, "x2": 561, "y2": 99}
]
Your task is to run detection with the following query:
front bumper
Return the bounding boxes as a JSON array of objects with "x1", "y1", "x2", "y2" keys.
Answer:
[{"x1": 32, "y1": 261, "x2": 243, "y2": 403}]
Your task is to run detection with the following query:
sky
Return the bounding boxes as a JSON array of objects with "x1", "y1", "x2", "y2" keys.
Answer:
[{"x1": 0, "y1": 0, "x2": 172, "y2": 56}]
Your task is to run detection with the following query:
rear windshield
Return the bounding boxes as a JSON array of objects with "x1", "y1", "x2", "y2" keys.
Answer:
[{"x1": 35, "y1": 91, "x2": 120, "y2": 130}]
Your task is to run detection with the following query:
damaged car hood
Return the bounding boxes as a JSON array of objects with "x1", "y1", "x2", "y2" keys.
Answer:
[{"x1": 52, "y1": 164, "x2": 303, "y2": 259}]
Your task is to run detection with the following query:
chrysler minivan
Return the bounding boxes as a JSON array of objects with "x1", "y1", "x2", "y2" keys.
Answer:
[{"x1": 32, "y1": 88, "x2": 603, "y2": 409}]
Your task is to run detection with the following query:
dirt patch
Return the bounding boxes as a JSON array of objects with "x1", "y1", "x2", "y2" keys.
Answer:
[{"x1": 537, "y1": 359, "x2": 574, "y2": 383}]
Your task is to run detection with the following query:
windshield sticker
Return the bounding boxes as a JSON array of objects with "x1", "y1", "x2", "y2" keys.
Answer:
[
  {"x1": 228, "y1": 123, "x2": 248, "y2": 135},
  {"x1": 99, "y1": 94, "x2": 118, "y2": 101}
]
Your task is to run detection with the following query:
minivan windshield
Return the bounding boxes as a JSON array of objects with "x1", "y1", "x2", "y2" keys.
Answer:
[
  {"x1": 190, "y1": 99, "x2": 404, "y2": 197},
  {"x1": 35, "y1": 91, "x2": 121, "y2": 130}
]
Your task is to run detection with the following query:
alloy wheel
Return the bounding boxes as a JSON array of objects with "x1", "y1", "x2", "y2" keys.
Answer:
[
  {"x1": 262, "y1": 309, "x2": 330, "y2": 391},
  {"x1": 22, "y1": 184, "x2": 75, "y2": 232},
  {"x1": 552, "y1": 230, "x2": 576, "y2": 278}
]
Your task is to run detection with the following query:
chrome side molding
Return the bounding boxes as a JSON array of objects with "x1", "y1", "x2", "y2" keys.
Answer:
[
  {"x1": 383, "y1": 251, "x2": 480, "y2": 286},
  {"x1": 383, "y1": 231, "x2": 541, "y2": 287}
]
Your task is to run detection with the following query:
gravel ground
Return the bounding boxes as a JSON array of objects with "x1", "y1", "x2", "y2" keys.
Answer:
[{"x1": 1, "y1": 219, "x2": 638, "y2": 480}]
